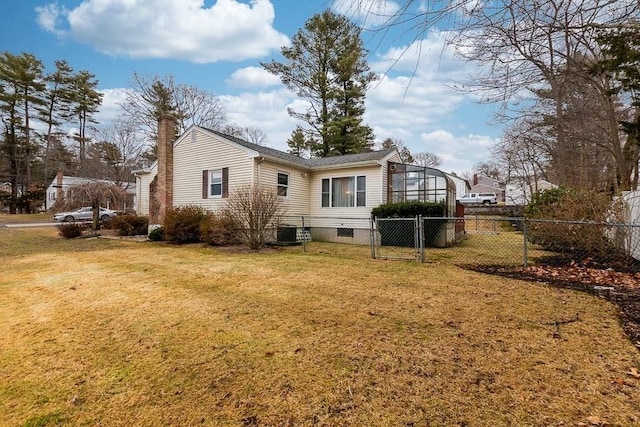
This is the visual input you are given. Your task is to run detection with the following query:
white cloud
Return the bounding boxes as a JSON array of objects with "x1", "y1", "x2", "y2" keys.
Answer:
[
  {"x1": 332, "y1": 0, "x2": 401, "y2": 28},
  {"x1": 226, "y1": 66, "x2": 282, "y2": 89},
  {"x1": 36, "y1": 0, "x2": 289, "y2": 63},
  {"x1": 219, "y1": 88, "x2": 299, "y2": 150},
  {"x1": 417, "y1": 130, "x2": 498, "y2": 173},
  {"x1": 35, "y1": 3, "x2": 66, "y2": 36},
  {"x1": 95, "y1": 88, "x2": 130, "y2": 125}
]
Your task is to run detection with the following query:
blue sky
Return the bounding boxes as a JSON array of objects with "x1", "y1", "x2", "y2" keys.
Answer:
[{"x1": 0, "y1": 0, "x2": 501, "y2": 174}]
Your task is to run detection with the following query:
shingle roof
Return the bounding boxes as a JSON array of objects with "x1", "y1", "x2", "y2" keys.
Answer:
[{"x1": 205, "y1": 128, "x2": 397, "y2": 169}]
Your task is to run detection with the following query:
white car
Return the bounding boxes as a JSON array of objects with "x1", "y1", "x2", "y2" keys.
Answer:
[
  {"x1": 457, "y1": 193, "x2": 498, "y2": 205},
  {"x1": 53, "y1": 207, "x2": 117, "y2": 223}
]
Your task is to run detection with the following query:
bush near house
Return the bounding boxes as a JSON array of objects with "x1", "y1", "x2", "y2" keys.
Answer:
[
  {"x1": 162, "y1": 205, "x2": 207, "y2": 244},
  {"x1": 148, "y1": 226, "x2": 165, "y2": 242},
  {"x1": 57, "y1": 223, "x2": 88, "y2": 239},
  {"x1": 371, "y1": 201, "x2": 445, "y2": 218},
  {"x1": 372, "y1": 202, "x2": 446, "y2": 247},
  {"x1": 524, "y1": 187, "x2": 624, "y2": 257},
  {"x1": 107, "y1": 214, "x2": 149, "y2": 236},
  {"x1": 200, "y1": 212, "x2": 242, "y2": 246}
]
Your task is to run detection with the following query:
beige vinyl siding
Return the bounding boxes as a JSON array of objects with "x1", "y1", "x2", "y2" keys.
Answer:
[
  {"x1": 173, "y1": 129, "x2": 255, "y2": 211},
  {"x1": 381, "y1": 152, "x2": 401, "y2": 204},
  {"x1": 309, "y1": 165, "x2": 382, "y2": 220},
  {"x1": 136, "y1": 164, "x2": 157, "y2": 216},
  {"x1": 257, "y1": 160, "x2": 310, "y2": 216}
]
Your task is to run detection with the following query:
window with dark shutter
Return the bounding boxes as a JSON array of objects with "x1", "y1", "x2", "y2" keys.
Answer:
[
  {"x1": 202, "y1": 170, "x2": 208, "y2": 199},
  {"x1": 204, "y1": 168, "x2": 228, "y2": 198},
  {"x1": 222, "y1": 167, "x2": 229, "y2": 198}
]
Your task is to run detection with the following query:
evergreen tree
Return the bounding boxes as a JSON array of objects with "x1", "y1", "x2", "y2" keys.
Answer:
[
  {"x1": 263, "y1": 10, "x2": 376, "y2": 157},
  {"x1": 39, "y1": 60, "x2": 75, "y2": 201},
  {"x1": 286, "y1": 126, "x2": 310, "y2": 157},
  {"x1": 69, "y1": 70, "x2": 102, "y2": 173},
  {"x1": 0, "y1": 52, "x2": 46, "y2": 213}
]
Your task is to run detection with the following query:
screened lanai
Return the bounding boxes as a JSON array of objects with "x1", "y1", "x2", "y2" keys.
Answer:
[{"x1": 387, "y1": 162, "x2": 457, "y2": 216}]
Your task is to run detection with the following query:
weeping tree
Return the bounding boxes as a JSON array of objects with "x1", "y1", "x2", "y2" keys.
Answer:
[{"x1": 63, "y1": 182, "x2": 126, "y2": 231}]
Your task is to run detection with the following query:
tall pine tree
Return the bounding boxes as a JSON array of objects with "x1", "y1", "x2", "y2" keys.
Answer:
[{"x1": 263, "y1": 10, "x2": 376, "y2": 157}]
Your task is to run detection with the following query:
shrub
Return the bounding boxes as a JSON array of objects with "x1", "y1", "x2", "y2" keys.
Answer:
[
  {"x1": 200, "y1": 212, "x2": 242, "y2": 246},
  {"x1": 225, "y1": 184, "x2": 285, "y2": 250},
  {"x1": 163, "y1": 205, "x2": 207, "y2": 243},
  {"x1": 148, "y1": 226, "x2": 165, "y2": 242},
  {"x1": 524, "y1": 187, "x2": 622, "y2": 256},
  {"x1": 58, "y1": 223, "x2": 86, "y2": 239},
  {"x1": 371, "y1": 201, "x2": 445, "y2": 218},
  {"x1": 108, "y1": 214, "x2": 149, "y2": 236}
]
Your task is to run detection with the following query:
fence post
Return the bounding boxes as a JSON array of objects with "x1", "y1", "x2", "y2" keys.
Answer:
[
  {"x1": 419, "y1": 215, "x2": 425, "y2": 263},
  {"x1": 370, "y1": 216, "x2": 376, "y2": 259},
  {"x1": 301, "y1": 215, "x2": 306, "y2": 253},
  {"x1": 522, "y1": 218, "x2": 528, "y2": 267}
]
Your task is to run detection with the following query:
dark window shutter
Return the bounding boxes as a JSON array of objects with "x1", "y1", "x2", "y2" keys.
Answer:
[
  {"x1": 202, "y1": 170, "x2": 208, "y2": 199},
  {"x1": 222, "y1": 167, "x2": 229, "y2": 198}
]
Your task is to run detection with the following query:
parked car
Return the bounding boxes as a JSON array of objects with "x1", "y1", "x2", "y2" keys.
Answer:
[
  {"x1": 457, "y1": 193, "x2": 498, "y2": 205},
  {"x1": 53, "y1": 207, "x2": 117, "y2": 222}
]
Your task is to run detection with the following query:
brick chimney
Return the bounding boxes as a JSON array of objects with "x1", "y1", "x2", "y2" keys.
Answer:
[{"x1": 153, "y1": 114, "x2": 177, "y2": 223}]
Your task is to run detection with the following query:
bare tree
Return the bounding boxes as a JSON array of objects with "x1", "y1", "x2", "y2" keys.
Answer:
[
  {"x1": 62, "y1": 182, "x2": 126, "y2": 230},
  {"x1": 221, "y1": 124, "x2": 268, "y2": 145},
  {"x1": 120, "y1": 73, "x2": 227, "y2": 144},
  {"x1": 224, "y1": 183, "x2": 286, "y2": 250},
  {"x1": 91, "y1": 119, "x2": 146, "y2": 184},
  {"x1": 348, "y1": 0, "x2": 640, "y2": 191},
  {"x1": 474, "y1": 160, "x2": 504, "y2": 181},
  {"x1": 413, "y1": 152, "x2": 442, "y2": 168}
]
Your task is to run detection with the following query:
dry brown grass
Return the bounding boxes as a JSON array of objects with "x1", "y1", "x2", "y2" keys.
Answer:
[
  {"x1": 1, "y1": 227, "x2": 639, "y2": 426},
  {"x1": 0, "y1": 213, "x2": 53, "y2": 224}
]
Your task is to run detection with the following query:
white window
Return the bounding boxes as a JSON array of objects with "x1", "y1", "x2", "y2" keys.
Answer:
[
  {"x1": 209, "y1": 169, "x2": 222, "y2": 197},
  {"x1": 277, "y1": 172, "x2": 289, "y2": 197},
  {"x1": 321, "y1": 176, "x2": 366, "y2": 207}
]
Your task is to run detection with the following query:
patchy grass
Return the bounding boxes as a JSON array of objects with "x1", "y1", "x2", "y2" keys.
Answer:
[
  {"x1": 0, "y1": 213, "x2": 53, "y2": 224},
  {"x1": 1, "y1": 227, "x2": 639, "y2": 426}
]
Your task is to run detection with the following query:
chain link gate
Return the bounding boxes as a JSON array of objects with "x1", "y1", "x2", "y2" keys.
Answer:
[{"x1": 371, "y1": 216, "x2": 425, "y2": 262}]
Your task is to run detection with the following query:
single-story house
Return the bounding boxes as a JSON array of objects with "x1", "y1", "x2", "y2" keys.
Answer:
[
  {"x1": 46, "y1": 171, "x2": 136, "y2": 212},
  {"x1": 136, "y1": 116, "x2": 461, "y2": 244},
  {"x1": 470, "y1": 174, "x2": 505, "y2": 202},
  {"x1": 505, "y1": 179, "x2": 557, "y2": 206}
]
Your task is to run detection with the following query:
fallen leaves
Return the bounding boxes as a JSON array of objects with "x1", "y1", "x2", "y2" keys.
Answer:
[{"x1": 523, "y1": 264, "x2": 640, "y2": 289}]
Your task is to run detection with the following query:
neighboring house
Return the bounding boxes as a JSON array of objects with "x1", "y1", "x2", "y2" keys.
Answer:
[
  {"x1": 470, "y1": 174, "x2": 505, "y2": 202},
  {"x1": 505, "y1": 179, "x2": 557, "y2": 206},
  {"x1": 134, "y1": 162, "x2": 157, "y2": 218},
  {"x1": 46, "y1": 171, "x2": 136, "y2": 212},
  {"x1": 137, "y1": 118, "x2": 461, "y2": 244}
]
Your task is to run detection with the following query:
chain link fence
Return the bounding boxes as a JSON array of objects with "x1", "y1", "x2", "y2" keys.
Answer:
[
  {"x1": 274, "y1": 215, "x2": 640, "y2": 271},
  {"x1": 373, "y1": 216, "x2": 640, "y2": 271}
]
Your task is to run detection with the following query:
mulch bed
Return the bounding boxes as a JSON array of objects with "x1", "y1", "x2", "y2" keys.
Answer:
[{"x1": 462, "y1": 257, "x2": 640, "y2": 349}]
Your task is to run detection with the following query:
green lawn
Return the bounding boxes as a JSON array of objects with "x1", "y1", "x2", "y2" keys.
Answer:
[{"x1": 1, "y1": 227, "x2": 638, "y2": 426}]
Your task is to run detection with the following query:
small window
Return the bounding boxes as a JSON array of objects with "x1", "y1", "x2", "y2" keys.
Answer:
[
  {"x1": 337, "y1": 228, "x2": 354, "y2": 238},
  {"x1": 209, "y1": 169, "x2": 222, "y2": 197},
  {"x1": 356, "y1": 176, "x2": 366, "y2": 207},
  {"x1": 321, "y1": 178, "x2": 330, "y2": 207},
  {"x1": 277, "y1": 172, "x2": 289, "y2": 197}
]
